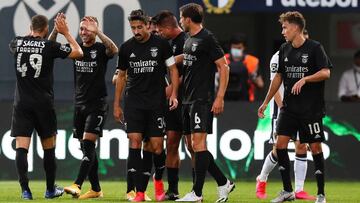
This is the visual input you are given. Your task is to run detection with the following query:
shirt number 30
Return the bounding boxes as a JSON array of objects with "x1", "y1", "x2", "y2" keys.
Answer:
[{"x1": 17, "y1": 53, "x2": 43, "y2": 78}]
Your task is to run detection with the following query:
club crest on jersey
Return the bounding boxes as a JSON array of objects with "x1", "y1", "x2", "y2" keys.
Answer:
[
  {"x1": 90, "y1": 50, "x2": 97, "y2": 59},
  {"x1": 301, "y1": 54, "x2": 309, "y2": 64},
  {"x1": 191, "y1": 42, "x2": 198, "y2": 52},
  {"x1": 17, "y1": 39, "x2": 23, "y2": 46},
  {"x1": 150, "y1": 47, "x2": 158, "y2": 57}
]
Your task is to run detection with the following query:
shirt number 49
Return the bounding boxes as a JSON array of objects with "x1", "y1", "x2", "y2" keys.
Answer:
[{"x1": 17, "y1": 53, "x2": 43, "y2": 78}]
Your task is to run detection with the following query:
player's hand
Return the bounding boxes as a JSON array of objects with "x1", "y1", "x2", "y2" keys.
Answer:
[
  {"x1": 113, "y1": 106, "x2": 124, "y2": 124},
  {"x1": 83, "y1": 16, "x2": 99, "y2": 34},
  {"x1": 55, "y1": 13, "x2": 69, "y2": 35},
  {"x1": 291, "y1": 78, "x2": 306, "y2": 95},
  {"x1": 258, "y1": 103, "x2": 267, "y2": 118},
  {"x1": 165, "y1": 85, "x2": 173, "y2": 99},
  {"x1": 211, "y1": 96, "x2": 224, "y2": 116},
  {"x1": 169, "y1": 96, "x2": 178, "y2": 111}
]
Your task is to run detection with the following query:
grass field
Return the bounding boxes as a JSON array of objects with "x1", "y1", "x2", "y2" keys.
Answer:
[{"x1": 0, "y1": 181, "x2": 359, "y2": 202}]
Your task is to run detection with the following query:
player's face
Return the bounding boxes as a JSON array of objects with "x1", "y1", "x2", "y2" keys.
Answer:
[
  {"x1": 179, "y1": 13, "x2": 189, "y2": 32},
  {"x1": 148, "y1": 23, "x2": 159, "y2": 35},
  {"x1": 157, "y1": 25, "x2": 171, "y2": 39},
  {"x1": 79, "y1": 21, "x2": 96, "y2": 44},
  {"x1": 130, "y1": 20, "x2": 149, "y2": 42},
  {"x1": 281, "y1": 21, "x2": 298, "y2": 42}
]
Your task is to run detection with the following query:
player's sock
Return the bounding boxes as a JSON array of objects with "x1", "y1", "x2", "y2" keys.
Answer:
[
  {"x1": 294, "y1": 153, "x2": 307, "y2": 192},
  {"x1": 153, "y1": 150, "x2": 166, "y2": 180},
  {"x1": 16, "y1": 148, "x2": 30, "y2": 191},
  {"x1": 167, "y1": 167, "x2": 179, "y2": 193},
  {"x1": 75, "y1": 140, "x2": 96, "y2": 188},
  {"x1": 127, "y1": 148, "x2": 141, "y2": 193},
  {"x1": 193, "y1": 151, "x2": 210, "y2": 197},
  {"x1": 312, "y1": 152, "x2": 325, "y2": 195},
  {"x1": 258, "y1": 151, "x2": 278, "y2": 182},
  {"x1": 43, "y1": 147, "x2": 56, "y2": 192},
  {"x1": 276, "y1": 148, "x2": 293, "y2": 192},
  {"x1": 192, "y1": 168, "x2": 195, "y2": 184},
  {"x1": 207, "y1": 151, "x2": 227, "y2": 186},
  {"x1": 88, "y1": 151, "x2": 101, "y2": 192},
  {"x1": 137, "y1": 150, "x2": 152, "y2": 192}
]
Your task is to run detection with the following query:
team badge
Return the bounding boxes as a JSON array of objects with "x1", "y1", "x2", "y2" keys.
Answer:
[
  {"x1": 301, "y1": 54, "x2": 309, "y2": 64},
  {"x1": 90, "y1": 50, "x2": 97, "y2": 59},
  {"x1": 150, "y1": 47, "x2": 158, "y2": 57},
  {"x1": 203, "y1": 0, "x2": 235, "y2": 14},
  {"x1": 191, "y1": 42, "x2": 198, "y2": 52},
  {"x1": 270, "y1": 63, "x2": 278, "y2": 72},
  {"x1": 17, "y1": 39, "x2": 23, "y2": 46},
  {"x1": 60, "y1": 44, "x2": 71, "y2": 53}
]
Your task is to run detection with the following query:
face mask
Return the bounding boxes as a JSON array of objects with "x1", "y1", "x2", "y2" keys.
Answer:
[{"x1": 231, "y1": 48, "x2": 243, "y2": 58}]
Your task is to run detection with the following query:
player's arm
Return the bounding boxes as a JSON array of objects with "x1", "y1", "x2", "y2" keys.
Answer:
[
  {"x1": 112, "y1": 69, "x2": 120, "y2": 85},
  {"x1": 55, "y1": 13, "x2": 83, "y2": 59},
  {"x1": 113, "y1": 69, "x2": 126, "y2": 123},
  {"x1": 48, "y1": 27, "x2": 58, "y2": 41},
  {"x1": 274, "y1": 90, "x2": 283, "y2": 108},
  {"x1": 167, "y1": 60, "x2": 179, "y2": 111},
  {"x1": 212, "y1": 56, "x2": 229, "y2": 115},
  {"x1": 291, "y1": 68, "x2": 330, "y2": 95},
  {"x1": 258, "y1": 73, "x2": 283, "y2": 118},
  {"x1": 175, "y1": 54, "x2": 184, "y2": 64}
]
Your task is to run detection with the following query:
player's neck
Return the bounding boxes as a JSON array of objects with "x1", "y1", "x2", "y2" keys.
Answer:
[
  {"x1": 171, "y1": 27, "x2": 183, "y2": 40},
  {"x1": 83, "y1": 40, "x2": 96, "y2": 47},
  {"x1": 30, "y1": 31, "x2": 44, "y2": 39},
  {"x1": 139, "y1": 32, "x2": 151, "y2": 43},
  {"x1": 291, "y1": 34, "x2": 306, "y2": 48},
  {"x1": 189, "y1": 24, "x2": 202, "y2": 36}
]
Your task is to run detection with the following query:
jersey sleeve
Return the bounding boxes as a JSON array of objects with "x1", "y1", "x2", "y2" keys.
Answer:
[
  {"x1": 161, "y1": 39, "x2": 175, "y2": 67},
  {"x1": 49, "y1": 41, "x2": 72, "y2": 59},
  {"x1": 117, "y1": 43, "x2": 128, "y2": 71},
  {"x1": 207, "y1": 33, "x2": 224, "y2": 62},
  {"x1": 270, "y1": 51, "x2": 279, "y2": 80},
  {"x1": 315, "y1": 44, "x2": 333, "y2": 70}
]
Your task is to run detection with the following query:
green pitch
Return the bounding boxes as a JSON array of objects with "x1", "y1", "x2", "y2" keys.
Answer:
[{"x1": 0, "y1": 181, "x2": 359, "y2": 202}]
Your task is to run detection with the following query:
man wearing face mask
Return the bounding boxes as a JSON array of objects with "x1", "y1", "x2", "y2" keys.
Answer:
[
  {"x1": 224, "y1": 33, "x2": 264, "y2": 102},
  {"x1": 338, "y1": 50, "x2": 360, "y2": 102}
]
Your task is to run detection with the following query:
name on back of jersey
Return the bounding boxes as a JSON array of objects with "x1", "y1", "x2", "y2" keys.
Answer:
[{"x1": 16, "y1": 39, "x2": 45, "y2": 54}]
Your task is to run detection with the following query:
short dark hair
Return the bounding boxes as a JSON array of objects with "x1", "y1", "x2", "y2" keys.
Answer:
[
  {"x1": 154, "y1": 10, "x2": 178, "y2": 28},
  {"x1": 128, "y1": 9, "x2": 148, "y2": 24},
  {"x1": 279, "y1": 11, "x2": 306, "y2": 32},
  {"x1": 230, "y1": 33, "x2": 247, "y2": 47},
  {"x1": 354, "y1": 50, "x2": 360, "y2": 59},
  {"x1": 179, "y1": 3, "x2": 203, "y2": 23},
  {"x1": 31, "y1": 15, "x2": 48, "y2": 32}
]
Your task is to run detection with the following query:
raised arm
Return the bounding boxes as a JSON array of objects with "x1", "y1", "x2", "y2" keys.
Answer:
[
  {"x1": 55, "y1": 13, "x2": 83, "y2": 59},
  {"x1": 212, "y1": 56, "x2": 229, "y2": 115}
]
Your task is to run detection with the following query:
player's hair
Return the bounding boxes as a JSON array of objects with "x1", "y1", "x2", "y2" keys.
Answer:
[
  {"x1": 81, "y1": 16, "x2": 99, "y2": 24},
  {"x1": 31, "y1": 15, "x2": 48, "y2": 32},
  {"x1": 128, "y1": 9, "x2": 148, "y2": 24},
  {"x1": 279, "y1": 11, "x2": 306, "y2": 32},
  {"x1": 179, "y1": 3, "x2": 203, "y2": 24},
  {"x1": 154, "y1": 10, "x2": 178, "y2": 28},
  {"x1": 230, "y1": 33, "x2": 247, "y2": 47},
  {"x1": 354, "y1": 50, "x2": 360, "y2": 59}
]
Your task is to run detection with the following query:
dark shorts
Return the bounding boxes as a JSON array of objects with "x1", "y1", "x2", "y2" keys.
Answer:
[
  {"x1": 124, "y1": 107, "x2": 165, "y2": 138},
  {"x1": 11, "y1": 104, "x2": 57, "y2": 138},
  {"x1": 73, "y1": 100, "x2": 109, "y2": 139},
  {"x1": 182, "y1": 101, "x2": 213, "y2": 135},
  {"x1": 268, "y1": 117, "x2": 298, "y2": 144},
  {"x1": 165, "y1": 104, "x2": 183, "y2": 132},
  {"x1": 276, "y1": 110, "x2": 325, "y2": 144}
]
